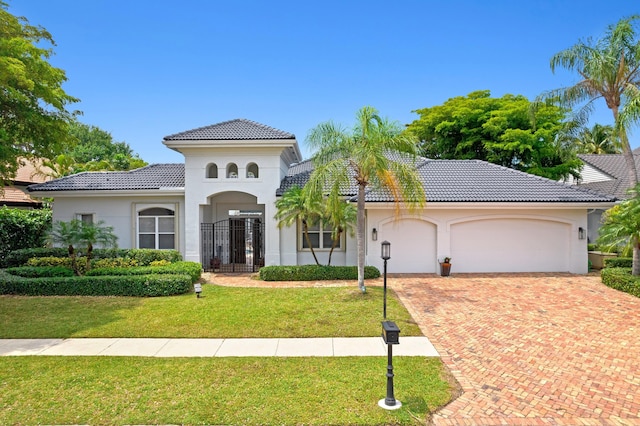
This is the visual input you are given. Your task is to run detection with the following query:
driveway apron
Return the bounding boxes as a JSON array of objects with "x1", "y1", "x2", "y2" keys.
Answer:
[{"x1": 390, "y1": 274, "x2": 640, "y2": 425}]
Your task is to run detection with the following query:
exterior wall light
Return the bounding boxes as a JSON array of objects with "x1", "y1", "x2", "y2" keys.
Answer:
[
  {"x1": 372, "y1": 228, "x2": 378, "y2": 241},
  {"x1": 578, "y1": 227, "x2": 586, "y2": 240}
]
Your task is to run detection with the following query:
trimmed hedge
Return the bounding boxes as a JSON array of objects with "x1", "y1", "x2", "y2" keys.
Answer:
[
  {"x1": 600, "y1": 267, "x2": 640, "y2": 298},
  {"x1": 259, "y1": 265, "x2": 381, "y2": 281},
  {"x1": 0, "y1": 270, "x2": 191, "y2": 297},
  {"x1": 86, "y1": 261, "x2": 202, "y2": 283},
  {"x1": 5, "y1": 266, "x2": 74, "y2": 278},
  {"x1": 604, "y1": 257, "x2": 632, "y2": 268},
  {"x1": 3, "y1": 248, "x2": 182, "y2": 268},
  {"x1": 0, "y1": 207, "x2": 51, "y2": 266}
]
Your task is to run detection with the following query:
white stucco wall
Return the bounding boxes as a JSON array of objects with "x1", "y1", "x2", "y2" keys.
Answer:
[
  {"x1": 49, "y1": 194, "x2": 185, "y2": 254},
  {"x1": 366, "y1": 206, "x2": 590, "y2": 274}
]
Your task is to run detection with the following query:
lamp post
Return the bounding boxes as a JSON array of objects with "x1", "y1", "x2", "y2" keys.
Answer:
[{"x1": 381, "y1": 241, "x2": 390, "y2": 319}]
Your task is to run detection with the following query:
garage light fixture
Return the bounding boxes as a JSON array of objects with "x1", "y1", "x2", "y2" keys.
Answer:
[
  {"x1": 578, "y1": 227, "x2": 585, "y2": 240},
  {"x1": 372, "y1": 228, "x2": 378, "y2": 241}
]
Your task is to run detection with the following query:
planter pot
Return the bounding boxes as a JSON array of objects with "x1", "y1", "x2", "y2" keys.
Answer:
[
  {"x1": 587, "y1": 251, "x2": 617, "y2": 270},
  {"x1": 440, "y1": 262, "x2": 451, "y2": 277}
]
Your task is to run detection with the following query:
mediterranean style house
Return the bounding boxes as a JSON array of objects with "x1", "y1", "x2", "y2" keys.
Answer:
[{"x1": 28, "y1": 119, "x2": 617, "y2": 274}]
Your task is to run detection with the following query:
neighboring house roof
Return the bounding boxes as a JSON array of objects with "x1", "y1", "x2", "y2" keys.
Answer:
[
  {"x1": 1, "y1": 158, "x2": 51, "y2": 207},
  {"x1": 163, "y1": 119, "x2": 295, "y2": 141},
  {"x1": 277, "y1": 157, "x2": 616, "y2": 203},
  {"x1": 28, "y1": 164, "x2": 185, "y2": 192},
  {"x1": 577, "y1": 153, "x2": 640, "y2": 199}
]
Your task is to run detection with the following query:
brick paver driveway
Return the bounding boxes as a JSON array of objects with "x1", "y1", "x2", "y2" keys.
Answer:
[{"x1": 390, "y1": 273, "x2": 640, "y2": 425}]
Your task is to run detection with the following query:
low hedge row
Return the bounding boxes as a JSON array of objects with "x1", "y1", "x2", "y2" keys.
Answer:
[
  {"x1": 3, "y1": 248, "x2": 182, "y2": 268},
  {"x1": 259, "y1": 265, "x2": 381, "y2": 281},
  {"x1": 604, "y1": 257, "x2": 633, "y2": 268},
  {"x1": 86, "y1": 261, "x2": 202, "y2": 283},
  {"x1": 5, "y1": 266, "x2": 74, "y2": 278},
  {"x1": 600, "y1": 267, "x2": 640, "y2": 298},
  {"x1": 0, "y1": 270, "x2": 192, "y2": 297}
]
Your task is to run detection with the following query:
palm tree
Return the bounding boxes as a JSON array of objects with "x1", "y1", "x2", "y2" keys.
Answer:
[
  {"x1": 576, "y1": 124, "x2": 621, "y2": 154},
  {"x1": 49, "y1": 219, "x2": 118, "y2": 275},
  {"x1": 305, "y1": 106, "x2": 426, "y2": 292},
  {"x1": 545, "y1": 15, "x2": 640, "y2": 188},
  {"x1": 274, "y1": 186, "x2": 323, "y2": 265},
  {"x1": 597, "y1": 184, "x2": 640, "y2": 275},
  {"x1": 324, "y1": 195, "x2": 357, "y2": 266}
]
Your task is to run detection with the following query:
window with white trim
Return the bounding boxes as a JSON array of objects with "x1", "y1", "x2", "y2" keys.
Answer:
[
  {"x1": 138, "y1": 207, "x2": 175, "y2": 249},
  {"x1": 76, "y1": 213, "x2": 94, "y2": 225},
  {"x1": 301, "y1": 221, "x2": 342, "y2": 250}
]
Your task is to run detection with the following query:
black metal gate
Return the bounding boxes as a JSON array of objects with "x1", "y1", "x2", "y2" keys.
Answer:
[{"x1": 201, "y1": 218, "x2": 265, "y2": 273}]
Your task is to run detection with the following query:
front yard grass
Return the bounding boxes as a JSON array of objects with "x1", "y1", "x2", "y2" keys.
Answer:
[
  {"x1": 0, "y1": 356, "x2": 451, "y2": 425},
  {"x1": 0, "y1": 284, "x2": 422, "y2": 338}
]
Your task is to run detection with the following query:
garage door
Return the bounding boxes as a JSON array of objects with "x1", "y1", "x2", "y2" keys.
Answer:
[
  {"x1": 450, "y1": 218, "x2": 571, "y2": 273},
  {"x1": 380, "y1": 218, "x2": 437, "y2": 273}
]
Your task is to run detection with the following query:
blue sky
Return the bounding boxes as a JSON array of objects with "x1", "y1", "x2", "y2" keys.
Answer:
[{"x1": 9, "y1": 1, "x2": 640, "y2": 163}]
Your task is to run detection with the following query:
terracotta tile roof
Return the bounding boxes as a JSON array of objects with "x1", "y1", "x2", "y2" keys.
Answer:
[{"x1": 163, "y1": 119, "x2": 295, "y2": 141}]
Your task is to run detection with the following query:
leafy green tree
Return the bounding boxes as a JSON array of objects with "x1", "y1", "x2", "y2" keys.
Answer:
[
  {"x1": 0, "y1": 2, "x2": 78, "y2": 184},
  {"x1": 575, "y1": 124, "x2": 621, "y2": 154},
  {"x1": 275, "y1": 186, "x2": 323, "y2": 265},
  {"x1": 48, "y1": 219, "x2": 117, "y2": 275},
  {"x1": 406, "y1": 90, "x2": 582, "y2": 180},
  {"x1": 306, "y1": 106, "x2": 426, "y2": 292},
  {"x1": 597, "y1": 184, "x2": 640, "y2": 275},
  {"x1": 545, "y1": 16, "x2": 640, "y2": 187}
]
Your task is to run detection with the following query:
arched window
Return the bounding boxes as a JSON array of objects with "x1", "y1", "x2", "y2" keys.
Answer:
[
  {"x1": 206, "y1": 163, "x2": 218, "y2": 178},
  {"x1": 138, "y1": 207, "x2": 175, "y2": 249},
  {"x1": 246, "y1": 162, "x2": 259, "y2": 178},
  {"x1": 227, "y1": 163, "x2": 238, "y2": 178}
]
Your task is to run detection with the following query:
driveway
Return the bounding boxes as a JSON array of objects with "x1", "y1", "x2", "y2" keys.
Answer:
[{"x1": 389, "y1": 273, "x2": 640, "y2": 425}]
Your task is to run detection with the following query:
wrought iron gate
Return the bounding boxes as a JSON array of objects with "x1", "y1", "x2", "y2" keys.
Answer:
[{"x1": 201, "y1": 218, "x2": 265, "y2": 273}]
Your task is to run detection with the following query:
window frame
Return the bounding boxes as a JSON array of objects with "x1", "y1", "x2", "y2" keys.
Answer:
[
  {"x1": 298, "y1": 220, "x2": 344, "y2": 251},
  {"x1": 136, "y1": 206, "x2": 177, "y2": 250}
]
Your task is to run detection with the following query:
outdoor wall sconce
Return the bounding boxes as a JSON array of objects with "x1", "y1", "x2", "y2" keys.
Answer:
[
  {"x1": 372, "y1": 228, "x2": 378, "y2": 241},
  {"x1": 578, "y1": 227, "x2": 585, "y2": 240}
]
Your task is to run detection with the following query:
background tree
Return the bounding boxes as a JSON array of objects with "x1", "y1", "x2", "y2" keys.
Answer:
[
  {"x1": 575, "y1": 124, "x2": 621, "y2": 154},
  {"x1": 274, "y1": 186, "x2": 323, "y2": 266},
  {"x1": 597, "y1": 184, "x2": 640, "y2": 275},
  {"x1": 306, "y1": 106, "x2": 426, "y2": 292},
  {"x1": 0, "y1": 2, "x2": 78, "y2": 184},
  {"x1": 406, "y1": 90, "x2": 582, "y2": 180},
  {"x1": 36, "y1": 121, "x2": 148, "y2": 178},
  {"x1": 0, "y1": 207, "x2": 51, "y2": 266},
  {"x1": 545, "y1": 15, "x2": 640, "y2": 187}
]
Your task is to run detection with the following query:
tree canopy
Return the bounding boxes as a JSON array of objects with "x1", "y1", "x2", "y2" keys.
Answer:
[
  {"x1": 37, "y1": 121, "x2": 147, "y2": 178},
  {"x1": 0, "y1": 2, "x2": 78, "y2": 184},
  {"x1": 405, "y1": 90, "x2": 582, "y2": 181}
]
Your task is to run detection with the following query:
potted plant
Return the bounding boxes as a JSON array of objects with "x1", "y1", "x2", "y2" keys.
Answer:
[{"x1": 440, "y1": 256, "x2": 452, "y2": 276}]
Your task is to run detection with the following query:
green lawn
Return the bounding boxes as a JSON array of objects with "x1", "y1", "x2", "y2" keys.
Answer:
[
  {"x1": 0, "y1": 356, "x2": 451, "y2": 425},
  {"x1": 0, "y1": 282, "x2": 456, "y2": 425},
  {"x1": 0, "y1": 284, "x2": 422, "y2": 338}
]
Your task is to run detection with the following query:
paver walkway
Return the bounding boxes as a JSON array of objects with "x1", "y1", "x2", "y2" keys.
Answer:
[{"x1": 387, "y1": 273, "x2": 640, "y2": 426}]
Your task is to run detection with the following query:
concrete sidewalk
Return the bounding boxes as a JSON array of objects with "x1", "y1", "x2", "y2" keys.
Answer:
[{"x1": 0, "y1": 336, "x2": 438, "y2": 358}]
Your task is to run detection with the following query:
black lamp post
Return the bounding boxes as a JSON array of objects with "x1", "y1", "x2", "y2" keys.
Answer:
[{"x1": 381, "y1": 241, "x2": 390, "y2": 319}]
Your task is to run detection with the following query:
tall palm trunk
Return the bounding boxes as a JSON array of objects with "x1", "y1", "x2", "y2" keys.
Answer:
[
  {"x1": 357, "y1": 184, "x2": 366, "y2": 292},
  {"x1": 327, "y1": 228, "x2": 342, "y2": 266},
  {"x1": 614, "y1": 107, "x2": 640, "y2": 275}
]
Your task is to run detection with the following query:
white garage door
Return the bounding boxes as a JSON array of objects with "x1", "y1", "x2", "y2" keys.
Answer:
[
  {"x1": 380, "y1": 218, "x2": 437, "y2": 273},
  {"x1": 450, "y1": 218, "x2": 571, "y2": 273}
]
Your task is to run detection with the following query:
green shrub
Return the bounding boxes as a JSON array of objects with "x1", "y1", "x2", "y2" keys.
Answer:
[
  {"x1": 600, "y1": 267, "x2": 640, "y2": 298},
  {"x1": 5, "y1": 266, "x2": 74, "y2": 278},
  {"x1": 259, "y1": 265, "x2": 381, "y2": 281},
  {"x1": 26, "y1": 256, "x2": 72, "y2": 268},
  {"x1": 92, "y1": 257, "x2": 139, "y2": 269},
  {"x1": 4, "y1": 248, "x2": 69, "y2": 268},
  {"x1": 604, "y1": 257, "x2": 633, "y2": 268},
  {"x1": 86, "y1": 261, "x2": 201, "y2": 283},
  {"x1": 126, "y1": 249, "x2": 182, "y2": 266},
  {"x1": 0, "y1": 271, "x2": 191, "y2": 297},
  {"x1": 587, "y1": 243, "x2": 598, "y2": 251},
  {"x1": 150, "y1": 259, "x2": 171, "y2": 267},
  {"x1": 0, "y1": 207, "x2": 52, "y2": 267}
]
